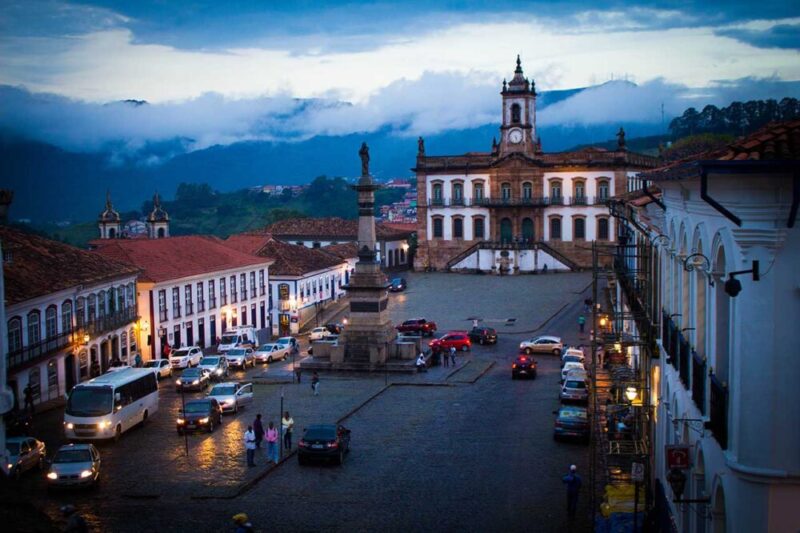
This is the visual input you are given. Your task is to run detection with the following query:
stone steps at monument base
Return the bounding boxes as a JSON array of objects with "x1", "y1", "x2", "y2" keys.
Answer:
[{"x1": 299, "y1": 359, "x2": 418, "y2": 373}]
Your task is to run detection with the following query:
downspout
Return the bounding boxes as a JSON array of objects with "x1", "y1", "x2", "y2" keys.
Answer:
[
  {"x1": 700, "y1": 168, "x2": 742, "y2": 227},
  {"x1": 788, "y1": 173, "x2": 799, "y2": 229},
  {"x1": 643, "y1": 184, "x2": 665, "y2": 211}
]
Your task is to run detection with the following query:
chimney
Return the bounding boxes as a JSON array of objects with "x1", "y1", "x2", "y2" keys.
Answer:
[{"x1": 0, "y1": 189, "x2": 12, "y2": 225}]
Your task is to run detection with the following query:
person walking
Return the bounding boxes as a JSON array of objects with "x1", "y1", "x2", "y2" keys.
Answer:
[
  {"x1": 281, "y1": 411, "x2": 294, "y2": 451},
  {"x1": 133, "y1": 353, "x2": 142, "y2": 368},
  {"x1": 578, "y1": 315, "x2": 586, "y2": 334},
  {"x1": 449, "y1": 346, "x2": 457, "y2": 367},
  {"x1": 441, "y1": 346, "x2": 449, "y2": 368},
  {"x1": 562, "y1": 464, "x2": 582, "y2": 518},
  {"x1": 244, "y1": 426, "x2": 257, "y2": 467},
  {"x1": 311, "y1": 371, "x2": 320, "y2": 396},
  {"x1": 23, "y1": 383, "x2": 35, "y2": 415},
  {"x1": 265, "y1": 421, "x2": 279, "y2": 464},
  {"x1": 253, "y1": 414, "x2": 264, "y2": 449}
]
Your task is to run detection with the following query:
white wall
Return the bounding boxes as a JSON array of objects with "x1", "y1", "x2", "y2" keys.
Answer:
[
  {"x1": 270, "y1": 263, "x2": 350, "y2": 336},
  {"x1": 451, "y1": 247, "x2": 569, "y2": 272},
  {"x1": 427, "y1": 207, "x2": 492, "y2": 241}
]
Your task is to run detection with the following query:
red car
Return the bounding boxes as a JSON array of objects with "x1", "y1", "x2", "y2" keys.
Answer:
[
  {"x1": 396, "y1": 318, "x2": 438, "y2": 337},
  {"x1": 429, "y1": 331, "x2": 471, "y2": 353}
]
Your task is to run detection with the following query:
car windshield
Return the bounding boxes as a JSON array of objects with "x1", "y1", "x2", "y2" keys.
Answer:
[
  {"x1": 565, "y1": 380, "x2": 586, "y2": 389},
  {"x1": 6, "y1": 442, "x2": 20, "y2": 455},
  {"x1": 560, "y1": 408, "x2": 588, "y2": 420},
  {"x1": 183, "y1": 402, "x2": 211, "y2": 414},
  {"x1": 182, "y1": 369, "x2": 201, "y2": 377},
  {"x1": 259, "y1": 345, "x2": 277, "y2": 351},
  {"x1": 227, "y1": 349, "x2": 245, "y2": 356},
  {"x1": 172, "y1": 349, "x2": 190, "y2": 357},
  {"x1": 403, "y1": 320, "x2": 420, "y2": 325},
  {"x1": 144, "y1": 361, "x2": 159, "y2": 368},
  {"x1": 210, "y1": 386, "x2": 236, "y2": 396},
  {"x1": 277, "y1": 338, "x2": 292, "y2": 345},
  {"x1": 391, "y1": 278, "x2": 402, "y2": 284},
  {"x1": 201, "y1": 357, "x2": 219, "y2": 365},
  {"x1": 563, "y1": 355, "x2": 583, "y2": 364},
  {"x1": 54, "y1": 449, "x2": 92, "y2": 463},
  {"x1": 66, "y1": 386, "x2": 113, "y2": 416},
  {"x1": 220, "y1": 335, "x2": 237, "y2": 344},
  {"x1": 304, "y1": 427, "x2": 336, "y2": 440}
]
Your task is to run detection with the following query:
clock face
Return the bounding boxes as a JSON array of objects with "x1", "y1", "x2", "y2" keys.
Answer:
[{"x1": 509, "y1": 129, "x2": 523, "y2": 144}]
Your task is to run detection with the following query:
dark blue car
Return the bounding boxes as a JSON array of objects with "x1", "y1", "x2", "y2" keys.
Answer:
[{"x1": 553, "y1": 406, "x2": 590, "y2": 442}]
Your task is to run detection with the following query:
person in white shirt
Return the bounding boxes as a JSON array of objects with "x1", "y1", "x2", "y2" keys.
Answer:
[
  {"x1": 416, "y1": 352, "x2": 427, "y2": 371},
  {"x1": 244, "y1": 426, "x2": 257, "y2": 467}
]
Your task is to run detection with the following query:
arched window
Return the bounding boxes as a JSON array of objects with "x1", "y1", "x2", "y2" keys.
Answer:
[
  {"x1": 573, "y1": 179, "x2": 586, "y2": 204},
  {"x1": 511, "y1": 103, "x2": 521, "y2": 123},
  {"x1": 598, "y1": 179, "x2": 610, "y2": 201},
  {"x1": 400, "y1": 248, "x2": 405, "y2": 263},
  {"x1": 97, "y1": 290, "x2": 106, "y2": 318},
  {"x1": 27, "y1": 310, "x2": 41, "y2": 345},
  {"x1": 522, "y1": 218, "x2": 534, "y2": 241},
  {"x1": 108, "y1": 227, "x2": 116, "y2": 238},
  {"x1": 550, "y1": 217, "x2": 562, "y2": 240},
  {"x1": 473, "y1": 181, "x2": 485, "y2": 203},
  {"x1": 79, "y1": 351, "x2": 89, "y2": 380},
  {"x1": 47, "y1": 359, "x2": 58, "y2": 398},
  {"x1": 522, "y1": 182, "x2": 532, "y2": 200},
  {"x1": 121, "y1": 331, "x2": 128, "y2": 360},
  {"x1": 432, "y1": 182, "x2": 443, "y2": 205},
  {"x1": 501, "y1": 183, "x2": 512, "y2": 200},
  {"x1": 45, "y1": 306, "x2": 58, "y2": 339},
  {"x1": 28, "y1": 368, "x2": 41, "y2": 403},
  {"x1": 549, "y1": 180, "x2": 563, "y2": 204},
  {"x1": 432, "y1": 217, "x2": 444, "y2": 238},
  {"x1": 87, "y1": 294, "x2": 97, "y2": 321},
  {"x1": 76, "y1": 297, "x2": 86, "y2": 327},
  {"x1": 573, "y1": 217, "x2": 586, "y2": 240},
  {"x1": 453, "y1": 217, "x2": 464, "y2": 239},
  {"x1": 473, "y1": 217, "x2": 485, "y2": 239},
  {"x1": 8, "y1": 317, "x2": 22, "y2": 353},
  {"x1": 157, "y1": 227, "x2": 166, "y2": 238},
  {"x1": 61, "y1": 300, "x2": 73, "y2": 334},
  {"x1": 129, "y1": 328, "x2": 137, "y2": 356},
  {"x1": 452, "y1": 182, "x2": 464, "y2": 205},
  {"x1": 597, "y1": 218, "x2": 610, "y2": 240}
]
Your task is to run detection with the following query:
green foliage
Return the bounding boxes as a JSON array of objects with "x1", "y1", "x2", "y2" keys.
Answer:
[
  {"x1": 662, "y1": 133, "x2": 735, "y2": 162},
  {"x1": 669, "y1": 97, "x2": 800, "y2": 139}
]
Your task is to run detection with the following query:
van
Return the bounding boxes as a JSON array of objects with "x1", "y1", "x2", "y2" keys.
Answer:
[{"x1": 218, "y1": 326, "x2": 258, "y2": 353}]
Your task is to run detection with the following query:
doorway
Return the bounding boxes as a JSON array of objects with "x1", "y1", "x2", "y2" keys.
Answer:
[
  {"x1": 522, "y1": 218, "x2": 534, "y2": 242},
  {"x1": 500, "y1": 218, "x2": 512, "y2": 243},
  {"x1": 65, "y1": 353, "x2": 76, "y2": 392}
]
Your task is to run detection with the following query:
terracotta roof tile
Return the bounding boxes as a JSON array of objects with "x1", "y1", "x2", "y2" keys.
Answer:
[
  {"x1": 90, "y1": 235, "x2": 272, "y2": 283},
  {"x1": 1, "y1": 226, "x2": 140, "y2": 306},
  {"x1": 320, "y1": 242, "x2": 359, "y2": 260},
  {"x1": 265, "y1": 217, "x2": 412, "y2": 240},
  {"x1": 223, "y1": 234, "x2": 344, "y2": 277}
]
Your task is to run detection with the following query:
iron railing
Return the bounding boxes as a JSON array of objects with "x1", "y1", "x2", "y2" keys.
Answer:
[
  {"x1": 692, "y1": 350, "x2": 706, "y2": 414},
  {"x1": 709, "y1": 374, "x2": 728, "y2": 449},
  {"x1": 678, "y1": 335, "x2": 690, "y2": 386},
  {"x1": 426, "y1": 196, "x2": 603, "y2": 208}
]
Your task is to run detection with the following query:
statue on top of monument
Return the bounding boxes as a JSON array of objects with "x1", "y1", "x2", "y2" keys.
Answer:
[
  {"x1": 359, "y1": 142, "x2": 370, "y2": 176},
  {"x1": 417, "y1": 136, "x2": 425, "y2": 157},
  {"x1": 617, "y1": 127, "x2": 626, "y2": 149}
]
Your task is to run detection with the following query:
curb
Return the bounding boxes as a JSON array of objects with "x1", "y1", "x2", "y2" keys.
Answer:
[
  {"x1": 444, "y1": 359, "x2": 471, "y2": 380},
  {"x1": 468, "y1": 360, "x2": 496, "y2": 384}
]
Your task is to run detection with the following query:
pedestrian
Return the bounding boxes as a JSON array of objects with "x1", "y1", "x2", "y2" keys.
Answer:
[
  {"x1": 311, "y1": 371, "x2": 320, "y2": 396},
  {"x1": 232, "y1": 513, "x2": 254, "y2": 533},
  {"x1": 295, "y1": 366, "x2": 302, "y2": 383},
  {"x1": 266, "y1": 421, "x2": 279, "y2": 464},
  {"x1": 61, "y1": 504, "x2": 88, "y2": 533},
  {"x1": 244, "y1": 426, "x2": 257, "y2": 467},
  {"x1": 23, "y1": 383, "x2": 35, "y2": 415},
  {"x1": 542, "y1": 264, "x2": 548, "y2": 274},
  {"x1": 441, "y1": 346, "x2": 449, "y2": 368},
  {"x1": 281, "y1": 411, "x2": 294, "y2": 451},
  {"x1": 562, "y1": 464, "x2": 582, "y2": 518},
  {"x1": 578, "y1": 315, "x2": 586, "y2": 333},
  {"x1": 449, "y1": 346, "x2": 457, "y2": 367},
  {"x1": 163, "y1": 343, "x2": 171, "y2": 358},
  {"x1": 134, "y1": 353, "x2": 142, "y2": 368},
  {"x1": 415, "y1": 352, "x2": 427, "y2": 372},
  {"x1": 253, "y1": 414, "x2": 264, "y2": 449}
]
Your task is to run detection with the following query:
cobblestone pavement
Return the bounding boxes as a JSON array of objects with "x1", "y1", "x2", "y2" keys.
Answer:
[{"x1": 14, "y1": 271, "x2": 596, "y2": 532}]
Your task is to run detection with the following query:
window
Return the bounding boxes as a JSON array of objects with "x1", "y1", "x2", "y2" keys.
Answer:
[
  {"x1": 47, "y1": 359, "x2": 59, "y2": 397},
  {"x1": 158, "y1": 290, "x2": 167, "y2": 322},
  {"x1": 116, "y1": 286, "x2": 124, "y2": 314},
  {"x1": 259, "y1": 270, "x2": 266, "y2": 296},
  {"x1": 209, "y1": 279, "x2": 217, "y2": 309},
  {"x1": 197, "y1": 282, "x2": 205, "y2": 313},
  {"x1": 172, "y1": 287, "x2": 181, "y2": 319},
  {"x1": 597, "y1": 217, "x2": 610, "y2": 240},
  {"x1": 598, "y1": 179, "x2": 610, "y2": 200},
  {"x1": 121, "y1": 332, "x2": 128, "y2": 359},
  {"x1": 573, "y1": 180, "x2": 586, "y2": 204},
  {"x1": 473, "y1": 217, "x2": 485, "y2": 239},
  {"x1": 76, "y1": 297, "x2": 85, "y2": 327},
  {"x1": 250, "y1": 272, "x2": 257, "y2": 298},
  {"x1": 61, "y1": 300, "x2": 73, "y2": 334},
  {"x1": 129, "y1": 328, "x2": 137, "y2": 356},
  {"x1": 27, "y1": 310, "x2": 41, "y2": 345},
  {"x1": 550, "y1": 217, "x2": 562, "y2": 240},
  {"x1": 126, "y1": 283, "x2": 135, "y2": 309},
  {"x1": 28, "y1": 368, "x2": 41, "y2": 402},
  {"x1": 230, "y1": 276, "x2": 237, "y2": 303},
  {"x1": 501, "y1": 183, "x2": 512, "y2": 200},
  {"x1": 87, "y1": 294, "x2": 96, "y2": 321},
  {"x1": 511, "y1": 103, "x2": 521, "y2": 123},
  {"x1": 8, "y1": 317, "x2": 22, "y2": 353},
  {"x1": 185, "y1": 285, "x2": 193, "y2": 315},
  {"x1": 522, "y1": 182, "x2": 532, "y2": 200},
  {"x1": 46, "y1": 306, "x2": 58, "y2": 339},
  {"x1": 240, "y1": 273, "x2": 247, "y2": 301},
  {"x1": 219, "y1": 277, "x2": 227, "y2": 305},
  {"x1": 432, "y1": 217, "x2": 444, "y2": 238},
  {"x1": 79, "y1": 351, "x2": 88, "y2": 380},
  {"x1": 452, "y1": 182, "x2": 464, "y2": 205},
  {"x1": 573, "y1": 217, "x2": 586, "y2": 240},
  {"x1": 453, "y1": 217, "x2": 464, "y2": 239},
  {"x1": 432, "y1": 183, "x2": 443, "y2": 205},
  {"x1": 312, "y1": 242, "x2": 321, "y2": 249},
  {"x1": 550, "y1": 181, "x2": 562, "y2": 203},
  {"x1": 473, "y1": 182, "x2": 485, "y2": 202},
  {"x1": 241, "y1": 306, "x2": 247, "y2": 325},
  {"x1": 97, "y1": 290, "x2": 106, "y2": 318}
]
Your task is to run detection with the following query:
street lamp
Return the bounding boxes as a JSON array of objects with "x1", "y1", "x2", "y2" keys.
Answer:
[{"x1": 625, "y1": 386, "x2": 638, "y2": 402}]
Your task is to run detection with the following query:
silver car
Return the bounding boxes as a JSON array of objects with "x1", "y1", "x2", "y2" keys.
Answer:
[
  {"x1": 225, "y1": 348, "x2": 255, "y2": 370},
  {"x1": 519, "y1": 335, "x2": 563, "y2": 356},
  {"x1": 6, "y1": 436, "x2": 46, "y2": 480},
  {"x1": 144, "y1": 358, "x2": 172, "y2": 379},
  {"x1": 46, "y1": 443, "x2": 101, "y2": 487},
  {"x1": 254, "y1": 343, "x2": 289, "y2": 364},
  {"x1": 207, "y1": 382, "x2": 254, "y2": 414},
  {"x1": 560, "y1": 377, "x2": 589, "y2": 404}
]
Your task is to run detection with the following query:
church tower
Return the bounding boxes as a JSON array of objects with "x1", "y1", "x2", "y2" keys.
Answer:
[
  {"x1": 147, "y1": 192, "x2": 170, "y2": 239},
  {"x1": 98, "y1": 191, "x2": 121, "y2": 239},
  {"x1": 499, "y1": 55, "x2": 537, "y2": 156}
]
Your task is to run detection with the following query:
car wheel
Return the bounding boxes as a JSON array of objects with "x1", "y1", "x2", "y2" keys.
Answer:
[
  {"x1": 267, "y1": 356, "x2": 273, "y2": 364},
  {"x1": 553, "y1": 348, "x2": 561, "y2": 356},
  {"x1": 233, "y1": 403, "x2": 239, "y2": 415},
  {"x1": 524, "y1": 347, "x2": 533, "y2": 355},
  {"x1": 114, "y1": 424, "x2": 122, "y2": 442},
  {"x1": 461, "y1": 345, "x2": 469, "y2": 352},
  {"x1": 208, "y1": 420, "x2": 215, "y2": 433},
  {"x1": 141, "y1": 410, "x2": 149, "y2": 426}
]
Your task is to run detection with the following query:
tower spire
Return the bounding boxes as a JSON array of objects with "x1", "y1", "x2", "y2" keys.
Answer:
[{"x1": 515, "y1": 55, "x2": 523, "y2": 74}]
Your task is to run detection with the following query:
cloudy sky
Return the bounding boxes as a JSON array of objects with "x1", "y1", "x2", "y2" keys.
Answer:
[{"x1": 1, "y1": 0, "x2": 799, "y2": 155}]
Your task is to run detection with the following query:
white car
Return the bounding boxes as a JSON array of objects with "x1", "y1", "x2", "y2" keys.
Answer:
[
  {"x1": 309, "y1": 327, "x2": 331, "y2": 341},
  {"x1": 254, "y1": 343, "x2": 289, "y2": 364},
  {"x1": 169, "y1": 346, "x2": 204, "y2": 369},
  {"x1": 519, "y1": 335, "x2": 563, "y2": 356},
  {"x1": 207, "y1": 382, "x2": 254, "y2": 414},
  {"x1": 561, "y1": 361, "x2": 586, "y2": 382},
  {"x1": 276, "y1": 336, "x2": 300, "y2": 355},
  {"x1": 198, "y1": 356, "x2": 229, "y2": 380},
  {"x1": 6, "y1": 437, "x2": 46, "y2": 480},
  {"x1": 225, "y1": 348, "x2": 255, "y2": 370},
  {"x1": 144, "y1": 359, "x2": 172, "y2": 379}
]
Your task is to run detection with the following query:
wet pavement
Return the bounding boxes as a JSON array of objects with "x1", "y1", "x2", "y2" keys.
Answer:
[{"x1": 10, "y1": 271, "x2": 596, "y2": 532}]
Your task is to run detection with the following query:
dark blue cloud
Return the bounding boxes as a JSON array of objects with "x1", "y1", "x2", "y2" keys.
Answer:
[{"x1": 716, "y1": 24, "x2": 800, "y2": 50}]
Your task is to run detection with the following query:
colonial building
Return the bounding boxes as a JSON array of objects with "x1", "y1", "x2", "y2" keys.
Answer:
[
  {"x1": 1, "y1": 226, "x2": 140, "y2": 409},
  {"x1": 91, "y1": 236, "x2": 273, "y2": 359},
  {"x1": 414, "y1": 56, "x2": 660, "y2": 272},
  {"x1": 223, "y1": 233, "x2": 351, "y2": 336},
  {"x1": 614, "y1": 121, "x2": 800, "y2": 532},
  {"x1": 265, "y1": 217, "x2": 412, "y2": 270}
]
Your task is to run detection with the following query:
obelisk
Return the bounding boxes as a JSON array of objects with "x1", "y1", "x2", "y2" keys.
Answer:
[{"x1": 337, "y1": 142, "x2": 396, "y2": 365}]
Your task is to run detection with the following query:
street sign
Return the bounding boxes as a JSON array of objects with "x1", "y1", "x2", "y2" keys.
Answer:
[
  {"x1": 631, "y1": 462, "x2": 645, "y2": 483},
  {"x1": 666, "y1": 445, "x2": 691, "y2": 470}
]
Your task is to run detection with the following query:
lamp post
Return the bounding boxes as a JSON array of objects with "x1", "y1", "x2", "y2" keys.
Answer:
[{"x1": 279, "y1": 387, "x2": 284, "y2": 458}]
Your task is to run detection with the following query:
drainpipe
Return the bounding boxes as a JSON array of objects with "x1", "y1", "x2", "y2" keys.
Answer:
[{"x1": 700, "y1": 169, "x2": 742, "y2": 227}]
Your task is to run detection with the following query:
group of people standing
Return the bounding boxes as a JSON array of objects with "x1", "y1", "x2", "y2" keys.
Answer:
[{"x1": 244, "y1": 411, "x2": 294, "y2": 467}]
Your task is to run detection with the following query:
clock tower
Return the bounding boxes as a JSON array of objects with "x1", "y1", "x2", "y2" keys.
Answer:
[{"x1": 499, "y1": 55, "x2": 537, "y2": 156}]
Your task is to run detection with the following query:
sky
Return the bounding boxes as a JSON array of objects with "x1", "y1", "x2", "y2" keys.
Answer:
[{"x1": 1, "y1": 0, "x2": 799, "y2": 157}]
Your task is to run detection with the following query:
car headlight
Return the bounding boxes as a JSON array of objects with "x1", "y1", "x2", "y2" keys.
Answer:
[
  {"x1": 7, "y1": 463, "x2": 12, "y2": 469},
  {"x1": 199, "y1": 417, "x2": 209, "y2": 424},
  {"x1": 192, "y1": 380, "x2": 199, "y2": 385},
  {"x1": 65, "y1": 422, "x2": 74, "y2": 429},
  {"x1": 176, "y1": 379, "x2": 182, "y2": 385},
  {"x1": 47, "y1": 472, "x2": 58, "y2": 480},
  {"x1": 98, "y1": 420, "x2": 112, "y2": 429},
  {"x1": 177, "y1": 418, "x2": 185, "y2": 424},
  {"x1": 215, "y1": 368, "x2": 222, "y2": 374},
  {"x1": 80, "y1": 470, "x2": 92, "y2": 478}
]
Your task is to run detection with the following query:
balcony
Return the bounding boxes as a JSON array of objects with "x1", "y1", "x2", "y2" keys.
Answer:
[
  {"x1": 76, "y1": 308, "x2": 138, "y2": 339},
  {"x1": 709, "y1": 374, "x2": 728, "y2": 449},
  {"x1": 692, "y1": 350, "x2": 706, "y2": 414},
  {"x1": 8, "y1": 331, "x2": 75, "y2": 370},
  {"x1": 679, "y1": 335, "x2": 690, "y2": 386}
]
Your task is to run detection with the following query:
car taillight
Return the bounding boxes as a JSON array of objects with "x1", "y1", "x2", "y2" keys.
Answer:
[
  {"x1": 328, "y1": 441, "x2": 339, "y2": 449},
  {"x1": 512, "y1": 363, "x2": 518, "y2": 368},
  {"x1": 555, "y1": 421, "x2": 563, "y2": 427},
  {"x1": 298, "y1": 440, "x2": 308, "y2": 448}
]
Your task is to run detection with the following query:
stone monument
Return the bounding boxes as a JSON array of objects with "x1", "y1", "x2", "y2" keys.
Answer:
[{"x1": 331, "y1": 143, "x2": 397, "y2": 366}]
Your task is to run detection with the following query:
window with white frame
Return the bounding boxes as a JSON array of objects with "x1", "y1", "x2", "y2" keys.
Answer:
[{"x1": 27, "y1": 310, "x2": 41, "y2": 345}]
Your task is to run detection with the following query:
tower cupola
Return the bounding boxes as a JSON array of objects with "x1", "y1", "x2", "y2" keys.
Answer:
[
  {"x1": 98, "y1": 191, "x2": 121, "y2": 239},
  {"x1": 147, "y1": 192, "x2": 170, "y2": 239}
]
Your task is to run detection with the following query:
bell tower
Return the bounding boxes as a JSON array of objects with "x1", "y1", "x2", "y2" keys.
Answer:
[
  {"x1": 147, "y1": 192, "x2": 170, "y2": 239},
  {"x1": 98, "y1": 191, "x2": 121, "y2": 239},
  {"x1": 499, "y1": 55, "x2": 537, "y2": 156}
]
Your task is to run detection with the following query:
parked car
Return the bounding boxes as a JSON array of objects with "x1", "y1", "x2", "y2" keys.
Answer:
[
  {"x1": 225, "y1": 348, "x2": 255, "y2": 370},
  {"x1": 169, "y1": 346, "x2": 204, "y2": 369},
  {"x1": 144, "y1": 359, "x2": 172, "y2": 379},
  {"x1": 5, "y1": 436, "x2": 46, "y2": 479},
  {"x1": 468, "y1": 326, "x2": 498, "y2": 345},
  {"x1": 309, "y1": 327, "x2": 331, "y2": 341},
  {"x1": 553, "y1": 406, "x2": 590, "y2": 442},
  {"x1": 298, "y1": 424, "x2": 351, "y2": 465},
  {"x1": 207, "y1": 382, "x2": 254, "y2": 414},
  {"x1": 276, "y1": 336, "x2": 300, "y2": 355},
  {"x1": 561, "y1": 361, "x2": 586, "y2": 383},
  {"x1": 511, "y1": 354, "x2": 537, "y2": 379},
  {"x1": 177, "y1": 398, "x2": 223, "y2": 434},
  {"x1": 254, "y1": 343, "x2": 289, "y2": 364},
  {"x1": 389, "y1": 277, "x2": 407, "y2": 292},
  {"x1": 175, "y1": 367, "x2": 211, "y2": 392},
  {"x1": 396, "y1": 318, "x2": 437, "y2": 336},
  {"x1": 429, "y1": 331, "x2": 471, "y2": 353},
  {"x1": 325, "y1": 323, "x2": 345, "y2": 334},
  {"x1": 3, "y1": 411, "x2": 33, "y2": 437},
  {"x1": 46, "y1": 443, "x2": 101, "y2": 488},
  {"x1": 561, "y1": 352, "x2": 586, "y2": 368},
  {"x1": 560, "y1": 377, "x2": 589, "y2": 404},
  {"x1": 217, "y1": 326, "x2": 258, "y2": 353},
  {"x1": 519, "y1": 335, "x2": 563, "y2": 356},
  {"x1": 198, "y1": 356, "x2": 229, "y2": 380}
]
